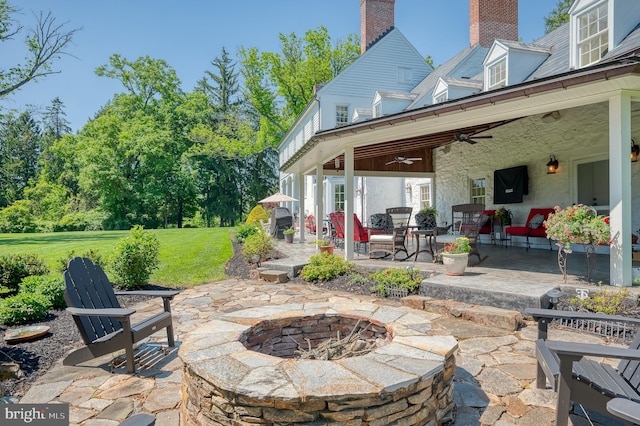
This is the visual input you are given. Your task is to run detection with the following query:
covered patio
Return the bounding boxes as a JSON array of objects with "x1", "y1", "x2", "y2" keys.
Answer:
[{"x1": 280, "y1": 58, "x2": 640, "y2": 287}]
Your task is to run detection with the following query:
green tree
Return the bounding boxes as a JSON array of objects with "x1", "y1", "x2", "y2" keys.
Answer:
[
  {"x1": 545, "y1": 0, "x2": 574, "y2": 34},
  {"x1": 0, "y1": 111, "x2": 42, "y2": 205},
  {"x1": 239, "y1": 26, "x2": 360, "y2": 144},
  {"x1": 0, "y1": 1, "x2": 79, "y2": 98},
  {"x1": 81, "y1": 55, "x2": 194, "y2": 229},
  {"x1": 43, "y1": 97, "x2": 72, "y2": 140}
]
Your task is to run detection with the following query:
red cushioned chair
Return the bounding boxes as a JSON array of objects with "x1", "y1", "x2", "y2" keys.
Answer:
[
  {"x1": 353, "y1": 214, "x2": 370, "y2": 255},
  {"x1": 505, "y1": 208, "x2": 555, "y2": 251},
  {"x1": 479, "y1": 210, "x2": 496, "y2": 236}
]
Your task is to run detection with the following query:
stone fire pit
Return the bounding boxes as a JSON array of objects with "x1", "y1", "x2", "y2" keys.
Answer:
[{"x1": 179, "y1": 300, "x2": 458, "y2": 425}]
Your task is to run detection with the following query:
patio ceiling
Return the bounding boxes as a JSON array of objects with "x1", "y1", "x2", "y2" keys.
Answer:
[{"x1": 282, "y1": 57, "x2": 640, "y2": 177}]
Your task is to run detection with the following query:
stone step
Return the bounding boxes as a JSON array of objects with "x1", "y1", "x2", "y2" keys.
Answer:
[{"x1": 259, "y1": 269, "x2": 289, "y2": 283}]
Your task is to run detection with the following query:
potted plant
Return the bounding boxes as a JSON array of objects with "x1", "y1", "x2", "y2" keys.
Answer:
[
  {"x1": 314, "y1": 238, "x2": 334, "y2": 254},
  {"x1": 414, "y1": 207, "x2": 438, "y2": 230},
  {"x1": 544, "y1": 204, "x2": 610, "y2": 283},
  {"x1": 632, "y1": 230, "x2": 639, "y2": 245},
  {"x1": 440, "y1": 237, "x2": 471, "y2": 276},
  {"x1": 283, "y1": 226, "x2": 295, "y2": 243},
  {"x1": 492, "y1": 207, "x2": 512, "y2": 231}
]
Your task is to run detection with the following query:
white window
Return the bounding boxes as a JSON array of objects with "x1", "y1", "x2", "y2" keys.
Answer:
[
  {"x1": 420, "y1": 184, "x2": 432, "y2": 210},
  {"x1": 433, "y1": 92, "x2": 448, "y2": 104},
  {"x1": 334, "y1": 183, "x2": 345, "y2": 210},
  {"x1": 336, "y1": 105, "x2": 349, "y2": 127},
  {"x1": 398, "y1": 67, "x2": 412, "y2": 83},
  {"x1": 488, "y1": 59, "x2": 506, "y2": 89},
  {"x1": 577, "y1": 3, "x2": 608, "y2": 67},
  {"x1": 470, "y1": 178, "x2": 486, "y2": 205},
  {"x1": 373, "y1": 102, "x2": 382, "y2": 118}
]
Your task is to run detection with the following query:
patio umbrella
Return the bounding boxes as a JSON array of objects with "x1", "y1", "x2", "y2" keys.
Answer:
[{"x1": 259, "y1": 192, "x2": 298, "y2": 204}]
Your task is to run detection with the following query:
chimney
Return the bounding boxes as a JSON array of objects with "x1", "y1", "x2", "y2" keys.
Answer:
[
  {"x1": 470, "y1": 0, "x2": 518, "y2": 47},
  {"x1": 360, "y1": 0, "x2": 395, "y2": 53}
]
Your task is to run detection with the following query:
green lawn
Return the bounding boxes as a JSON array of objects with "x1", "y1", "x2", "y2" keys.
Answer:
[{"x1": 0, "y1": 228, "x2": 233, "y2": 288}]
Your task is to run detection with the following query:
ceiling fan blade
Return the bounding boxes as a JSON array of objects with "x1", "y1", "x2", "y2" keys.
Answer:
[
  {"x1": 471, "y1": 135, "x2": 493, "y2": 139},
  {"x1": 385, "y1": 160, "x2": 397, "y2": 165},
  {"x1": 466, "y1": 139, "x2": 478, "y2": 145},
  {"x1": 402, "y1": 160, "x2": 414, "y2": 164},
  {"x1": 407, "y1": 157, "x2": 422, "y2": 161}
]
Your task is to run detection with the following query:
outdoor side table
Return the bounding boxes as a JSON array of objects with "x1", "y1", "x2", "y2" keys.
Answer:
[{"x1": 411, "y1": 229, "x2": 436, "y2": 262}]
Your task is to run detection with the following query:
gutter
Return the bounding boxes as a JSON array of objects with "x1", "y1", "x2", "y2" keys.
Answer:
[{"x1": 281, "y1": 58, "x2": 640, "y2": 172}]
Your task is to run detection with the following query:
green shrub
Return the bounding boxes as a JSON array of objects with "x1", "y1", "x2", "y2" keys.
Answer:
[
  {"x1": 110, "y1": 226, "x2": 160, "y2": 289},
  {"x1": 0, "y1": 292, "x2": 51, "y2": 325},
  {"x1": 370, "y1": 267, "x2": 423, "y2": 297},
  {"x1": 19, "y1": 275, "x2": 66, "y2": 310},
  {"x1": 54, "y1": 211, "x2": 105, "y2": 231},
  {"x1": 0, "y1": 200, "x2": 37, "y2": 233},
  {"x1": 241, "y1": 230, "x2": 274, "y2": 262},
  {"x1": 246, "y1": 205, "x2": 269, "y2": 225},
  {"x1": 570, "y1": 287, "x2": 630, "y2": 315},
  {"x1": 235, "y1": 222, "x2": 261, "y2": 243},
  {"x1": 0, "y1": 254, "x2": 49, "y2": 294},
  {"x1": 300, "y1": 253, "x2": 354, "y2": 282},
  {"x1": 56, "y1": 249, "x2": 103, "y2": 273}
]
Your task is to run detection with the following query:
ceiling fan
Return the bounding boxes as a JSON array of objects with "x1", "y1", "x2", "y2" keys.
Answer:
[
  {"x1": 386, "y1": 155, "x2": 422, "y2": 165},
  {"x1": 453, "y1": 132, "x2": 493, "y2": 145}
]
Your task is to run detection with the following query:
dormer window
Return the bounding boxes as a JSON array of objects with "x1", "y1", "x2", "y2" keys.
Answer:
[
  {"x1": 434, "y1": 92, "x2": 448, "y2": 104},
  {"x1": 374, "y1": 101, "x2": 382, "y2": 118},
  {"x1": 577, "y1": 2, "x2": 608, "y2": 67},
  {"x1": 488, "y1": 58, "x2": 506, "y2": 89}
]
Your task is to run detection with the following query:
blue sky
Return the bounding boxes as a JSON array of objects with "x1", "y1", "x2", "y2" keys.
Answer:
[{"x1": 3, "y1": 0, "x2": 561, "y2": 132}]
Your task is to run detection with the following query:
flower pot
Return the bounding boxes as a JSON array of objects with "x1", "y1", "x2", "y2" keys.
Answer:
[
  {"x1": 284, "y1": 233, "x2": 294, "y2": 243},
  {"x1": 442, "y1": 253, "x2": 469, "y2": 276},
  {"x1": 633, "y1": 234, "x2": 639, "y2": 245},
  {"x1": 319, "y1": 245, "x2": 334, "y2": 255}
]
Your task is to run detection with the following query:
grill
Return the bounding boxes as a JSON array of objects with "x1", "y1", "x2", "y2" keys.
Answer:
[{"x1": 270, "y1": 207, "x2": 293, "y2": 239}]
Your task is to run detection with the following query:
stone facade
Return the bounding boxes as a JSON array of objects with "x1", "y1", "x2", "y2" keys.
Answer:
[{"x1": 180, "y1": 302, "x2": 458, "y2": 425}]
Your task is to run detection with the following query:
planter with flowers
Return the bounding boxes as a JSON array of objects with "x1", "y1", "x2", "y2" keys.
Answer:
[
  {"x1": 440, "y1": 237, "x2": 471, "y2": 276},
  {"x1": 544, "y1": 204, "x2": 610, "y2": 283},
  {"x1": 492, "y1": 207, "x2": 513, "y2": 241},
  {"x1": 283, "y1": 226, "x2": 295, "y2": 243}
]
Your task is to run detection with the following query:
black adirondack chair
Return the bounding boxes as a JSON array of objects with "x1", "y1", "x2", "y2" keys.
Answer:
[
  {"x1": 527, "y1": 307, "x2": 640, "y2": 426},
  {"x1": 63, "y1": 257, "x2": 179, "y2": 373},
  {"x1": 120, "y1": 413, "x2": 155, "y2": 426}
]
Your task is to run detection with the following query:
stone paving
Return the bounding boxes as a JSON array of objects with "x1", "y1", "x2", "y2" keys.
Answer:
[{"x1": 19, "y1": 278, "x2": 621, "y2": 425}]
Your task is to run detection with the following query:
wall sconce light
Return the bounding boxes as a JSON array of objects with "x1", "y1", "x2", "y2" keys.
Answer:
[
  {"x1": 405, "y1": 183, "x2": 412, "y2": 194},
  {"x1": 334, "y1": 158, "x2": 340, "y2": 169},
  {"x1": 546, "y1": 155, "x2": 559, "y2": 174},
  {"x1": 631, "y1": 139, "x2": 639, "y2": 162}
]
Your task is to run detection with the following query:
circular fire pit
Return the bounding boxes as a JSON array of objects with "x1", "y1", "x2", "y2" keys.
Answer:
[{"x1": 179, "y1": 301, "x2": 458, "y2": 425}]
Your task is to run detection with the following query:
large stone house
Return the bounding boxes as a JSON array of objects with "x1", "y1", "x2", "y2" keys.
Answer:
[{"x1": 279, "y1": 0, "x2": 640, "y2": 286}]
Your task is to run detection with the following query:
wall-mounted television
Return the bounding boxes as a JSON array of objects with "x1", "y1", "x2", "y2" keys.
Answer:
[{"x1": 493, "y1": 165, "x2": 528, "y2": 204}]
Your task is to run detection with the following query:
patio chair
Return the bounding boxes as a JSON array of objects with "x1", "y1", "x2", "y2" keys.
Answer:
[
  {"x1": 329, "y1": 212, "x2": 345, "y2": 247},
  {"x1": 434, "y1": 204, "x2": 486, "y2": 263},
  {"x1": 368, "y1": 207, "x2": 412, "y2": 260},
  {"x1": 120, "y1": 413, "x2": 156, "y2": 426},
  {"x1": 63, "y1": 257, "x2": 179, "y2": 373},
  {"x1": 353, "y1": 214, "x2": 370, "y2": 255},
  {"x1": 526, "y1": 307, "x2": 640, "y2": 426},
  {"x1": 505, "y1": 208, "x2": 554, "y2": 250}
]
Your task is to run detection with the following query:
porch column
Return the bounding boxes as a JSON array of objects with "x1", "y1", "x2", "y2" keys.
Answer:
[
  {"x1": 297, "y1": 173, "x2": 305, "y2": 243},
  {"x1": 315, "y1": 166, "x2": 324, "y2": 247},
  {"x1": 344, "y1": 147, "x2": 355, "y2": 260},
  {"x1": 609, "y1": 93, "x2": 632, "y2": 286}
]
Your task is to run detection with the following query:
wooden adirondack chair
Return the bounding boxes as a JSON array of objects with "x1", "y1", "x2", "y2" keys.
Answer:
[
  {"x1": 526, "y1": 307, "x2": 640, "y2": 426},
  {"x1": 63, "y1": 257, "x2": 179, "y2": 373}
]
